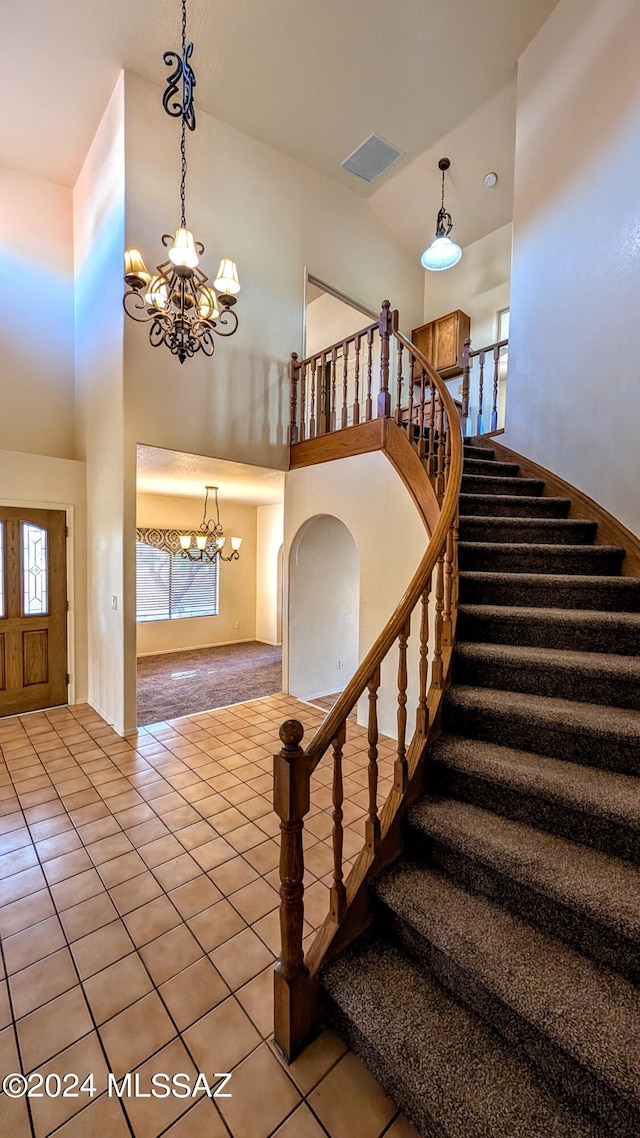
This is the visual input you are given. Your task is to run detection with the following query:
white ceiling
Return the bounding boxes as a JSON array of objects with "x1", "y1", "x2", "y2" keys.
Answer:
[
  {"x1": 6, "y1": 0, "x2": 558, "y2": 253},
  {"x1": 136, "y1": 445, "x2": 285, "y2": 505}
]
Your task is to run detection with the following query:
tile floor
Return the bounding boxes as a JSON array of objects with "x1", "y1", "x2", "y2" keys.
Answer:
[{"x1": 0, "y1": 694, "x2": 419, "y2": 1138}]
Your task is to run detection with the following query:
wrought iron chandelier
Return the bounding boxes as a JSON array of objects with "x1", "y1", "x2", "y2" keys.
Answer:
[
  {"x1": 420, "y1": 158, "x2": 462, "y2": 272},
  {"x1": 123, "y1": 0, "x2": 240, "y2": 363},
  {"x1": 180, "y1": 486, "x2": 242, "y2": 562}
]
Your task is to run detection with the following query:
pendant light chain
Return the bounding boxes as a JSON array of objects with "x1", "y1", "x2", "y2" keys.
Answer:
[{"x1": 180, "y1": 0, "x2": 188, "y2": 228}]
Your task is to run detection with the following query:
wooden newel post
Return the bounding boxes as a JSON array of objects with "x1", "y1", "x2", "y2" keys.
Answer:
[
  {"x1": 377, "y1": 300, "x2": 393, "y2": 419},
  {"x1": 273, "y1": 719, "x2": 315, "y2": 1061},
  {"x1": 461, "y1": 337, "x2": 471, "y2": 431},
  {"x1": 289, "y1": 353, "x2": 300, "y2": 445}
]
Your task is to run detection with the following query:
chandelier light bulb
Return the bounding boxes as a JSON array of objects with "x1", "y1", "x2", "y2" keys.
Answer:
[
  {"x1": 214, "y1": 258, "x2": 241, "y2": 295},
  {"x1": 168, "y1": 227, "x2": 199, "y2": 269},
  {"x1": 145, "y1": 276, "x2": 170, "y2": 310},
  {"x1": 196, "y1": 535, "x2": 207, "y2": 551},
  {"x1": 231, "y1": 537, "x2": 242, "y2": 552},
  {"x1": 197, "y1": 287, "x2": 220, "y2": 322},
  {"x1": 179, "y1": 534, "x2": 192, "y2": 550}
]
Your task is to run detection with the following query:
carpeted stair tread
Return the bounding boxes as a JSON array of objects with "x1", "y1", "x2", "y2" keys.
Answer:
[
  {"x1": 453, "y1": 641, "x2": 640, "y2": 709},
  {"x1": 405, "y1": 798, "x2": 640, "y2": 945},
  {"x1": 457, "y1": 604, "x2": 640, "y2": 655},
  {"x1": 373, "y1": 861, "x2": 640, "y2": 1126},
  {"x1": 459, "y1": 571, "x2": 640, "y2": 610},
  {"x1": 430, "y1": 734, "x2": 640, "y2": 844},
  {"x1": 321, "y1": 934, "x2": 605, "y2": 1138},
  {"x1": 464, "y1": 444, "x2": 495, "y2": 460},
  {"x1": 461, "y1": 473, "x2": 545, "y2": 496},
  {"x1": 463, "y1": 457, "x2": 521, "y2": 477},
  {"x1": 444, "y1": 684, "x2": 640, "y2": 774},
  {"x1": 458, "y1": 516, "x2": 597, "y2": 545},
  {"x1": 459, "y1": 493, "x2": 571, "y2": 518},
  {"x1": 458, "y1": 541, "x2": 625, "y2": 575}
]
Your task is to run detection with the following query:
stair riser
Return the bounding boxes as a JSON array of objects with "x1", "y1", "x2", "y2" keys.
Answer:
[
  {"x1": 404, "y1": 830, "x2": 640, "y2": 983},
  {"x1": 378, "y1": 901, "x2": 639, "y2": 1134},
  {"x1": 461, "y1": 476, "x2": 544, "y2": 497},
  {"x1": 458, "y1": 545, "x2": 624, "y2": 575},
  {"x1": 431, "y1": 762, "x2": 640, "y2": 865},
  {"x1": 452, "y1": 651, "x2": 640, "y2": 710},
  {"x1": 457, "y1": 609, "x2": 640, "y2": 655},
  {"x1": 459, "y1": 495, "x2": 571, "y2": 518},
  {"x1": 458, "y1": 520, "x2": 597, "y2": 546},
  {"x1": 464, "y1": 446, "x2": 495, "y2": 461},
  {"x1": 463, "y1": 459, "x2": 520, "y2": 477},
  {"x1": 443, "y1": 696, "x2": 640, "y2": 776},
  {"x1": 459, "y1": 575, "x2": 640, "y2": 611}
]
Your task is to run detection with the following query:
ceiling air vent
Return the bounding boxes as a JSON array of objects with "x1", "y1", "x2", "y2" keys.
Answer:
[{"x1": 340, "y1": 134, "x2": 403, "y2": 183}]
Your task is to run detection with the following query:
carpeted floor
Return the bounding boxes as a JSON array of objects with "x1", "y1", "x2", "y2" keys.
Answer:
[{"x1": 137, "y1": 641, "x2": 282, "y2": 725}]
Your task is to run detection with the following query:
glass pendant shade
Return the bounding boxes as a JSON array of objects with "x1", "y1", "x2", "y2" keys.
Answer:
[
  {"x1": 214, "y1": 258, "x2": 241, "y2": 295},
  {"x1": 197, "y1": 287, "x2": 220, "y2": 321},
  {"x1": 231, "y1": 537, "x2": 242, "y2": 552},
  {"x1": 195, "y1": 535, "x2": 207, "y2": 551},
  {"x1": 145, "y1": 276, "x2": 170, "y2": 310},
  {"x1": 421, "y1": 235, "x2": 462, "y2": 272},
  {"x1": 124, "y1": 249, "x2": 150, "y2": 287},
  {"x1": 179, "y1": 534, "x2": 192, "y2": 550},
  {"x1": 168, "y1": 227, "x2": 199, "y2": 269}
]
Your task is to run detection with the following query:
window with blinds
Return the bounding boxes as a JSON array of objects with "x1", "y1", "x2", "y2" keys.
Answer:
[{"x1": 135, "y1": 542, "x2": 219, "y2": 622}]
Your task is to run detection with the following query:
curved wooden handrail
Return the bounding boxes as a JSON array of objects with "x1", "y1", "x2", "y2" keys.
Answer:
[
  {"x1": 305, "y1": 332, "x2": 463, "y2": 766},
  {"x1": 274, "y1": 301, "x2": 464, "y2": 1062}
]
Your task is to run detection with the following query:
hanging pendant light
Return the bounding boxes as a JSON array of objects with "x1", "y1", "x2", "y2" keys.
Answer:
[
  {"x1": 180, "y1": 486, "x2": 242, "y2": 562},
  {"x1": 123, "y1": 0, "x2": 241, "y2": 363},
  {"x1": 420, "y1": 158, "x2": 462, "y2": 272}
]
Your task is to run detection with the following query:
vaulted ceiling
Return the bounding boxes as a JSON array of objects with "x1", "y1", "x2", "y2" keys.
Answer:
[{"x1": 5, "y1": 0, "x2": 558, "y2": 250}]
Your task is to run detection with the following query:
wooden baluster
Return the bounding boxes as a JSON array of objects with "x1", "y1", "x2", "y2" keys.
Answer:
[
  {"x1": 395, "y1": 342, "x2": 404, "y2": 425},
  {"x1": 406, "y1": 354, "x2": 414, "y2": 442},
  {"x1": 443, "y1": 511, "x2": 455, "y2": 648},
  {"x1": 394, "y1": 617, "x2": 411, "y2": 793},
  {"x1": 416, "y1": 583, "x2": 430, "y2": 735},
  {"x1": 330, "y1": 722, "x2": 347, "y2": 923},
  {"x1": 319, "y1": 351, "x2": 327, "y2": 435},
  {"x1": 288, "y1": 353, "x2": 299, "y2": 445},
  {"x1": 491, "y1": 343, "x2": 500, "y2": 431},
  {"x1": 274, "y1": 720, "x2": 314, "y2": 1062},
  {"x1": 428, "y1": 383, "x2": 436, "y2": 479},
  {"x1": 341, "y1": 341, "x2": 349, "y2": 429},
  {"x1": 330, "y1": 347, "x2": 338, "y2": 432},
  {"x1": 299, "y1": 361, "x2": 307, "y2": 443},
  {"x1": 443, "y1": 413, "x2": 451, "y2": 495},
  {"x1": 418, "y1": 371, "x2": 426, "y2": 460},
  {"x1": 365, "y1": 328, "x2": 374, "y2": 420},
  {"x1": 476, "y1": 349, "x2": 485, "y2": 435},
  {"x1": 365, "y1": 666, "x2": 381, "y2": 854},
  {"x1": 353, "y1": 334, "x2": 361, "y2": 425},
  {"x1": 461, "y1": 337, "x2": 471, "y2": 435},
  {"x1": 431, "y1": 553, "x2": 445, "y2": 689},
  {"x1": 309, "y1": 357, "x2": 317, "y2": 440},
  {"x1": 378, "y1": 300, "x2": 392, "y2": 418},
  {"x1": 436, "y1": 395, "x2": 445, "y2": 504}
]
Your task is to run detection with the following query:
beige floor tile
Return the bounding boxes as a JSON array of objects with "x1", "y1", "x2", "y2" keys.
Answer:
[
  {"x1": 0, "y1": 980, "x2": 10, "y2": 1030},
  {"x1": 273, "y1": 1102, "x2": 329, "y2": 1138},
  {"x1": 9, "y1": 947, "x2": 77, "y2": 1018},
  {"x1": 188, "y1": 898, "x2": 245, "y2": 952},
  {"x1": 17, "y1": 985, "x2": 92, "y2": 1073},
  {"x1": 53, "y1": 1093, "x2": 131, "y2": 1138},
  {"x1": 211, "y1": 926, "x2": 275, "y2": 989},
  {"x1": 71, "y1": 918, "x2": 134, "y2": 979},
  {"x1": 209, "y1": 854, "x2": 258, "y2": 893},
  {"x1": 217, "y1": 1041, "x2": 301, "y2": 1138},
  {"x1": 169, "y1": 873, "x2": 222, "y2": 918},
  {"x1": 384, "y1": 1114, "x2": 422, "y2": 1137},
  {"x1": 237, "y1": 965, "x2": 274, "y2": 1037},
  {"x1": 100, "y1": 990, "x2": 177, "y2": 1076},
  {"x1": 226, "y1": 821, "x2": 270, "y2": 853},
  {"x1": 83, "y1": 952, "x2": 153, "y2": 1024},
  {"x1": 28, "y1": 1031, "x2": 109, "y2": 1138},
  {"x1": 284, "y1": 1029, "x2": 349, "y2": 1094},
  {"x1": 124, "y1": 895, "x2": 181, "y2": 946},
  {"x1": 76, "y1": 814, "x2": 121, "y2": 843},
  {"x1": 50, "y1": 867, "x2": 104, "y2": 910},
  {"x1": 161, "y1": 1097, "x2": 229, "y2": 1137},
  {"x1": 109, "y1": 871, "x2": 163, "y2": 915},
  {"x1": 0, "y1": 887, "x2": 55, "y2": 937},
  {"x1": 153, "y1": 852, "x2": 201, "y2": 890},
  {"x1": 140, "y1": 922, "x2": 203, "y2": 985},
  {"x1": 230, "y1": 876, "x2": 280, "y2": 923},
  {"x1": 99, "y1": 849, "x2": 147, "y2": 887},
  {"x1": 3, "y1": 913, "x2": 65, "y2": 973},
  {"x1": 308, "y1": 1052, "x2": 396, "y2": 1138},
  {"x1": 183, "y1": 995, "x2": 261, "y2": 1073},
  {"x1": 159, "y1": 956, "x2": 229, "y2": 1030},
  {"x1": 123, "y1": 1039, "x2": 199, "y2": 1138},
  {"x1": 251, "y1": 908, "x2": 282, "y2": 956},
  {"x1": 139, "y1": 833, "x2": 185, "y2": 867},
  {"x1": 59, "y1": 891, "x2": 119, "y2": 941},
  {"x1": 0, "y1": 863, "x2": 46, "y2": 905},
  {"x1": 34, "y1": 828, "x2": 82, "y2": 861},
  {"x1": 244, "y1": 838, "x2": 281, "y2": 874}
]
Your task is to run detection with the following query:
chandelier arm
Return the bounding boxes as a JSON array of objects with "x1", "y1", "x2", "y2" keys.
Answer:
[
  {"x1": 123, "y1": 289, "x2": 158, "y2": 324},
  {"x1": 211, "y1": 308, "x2": 239, "y2": 337}
]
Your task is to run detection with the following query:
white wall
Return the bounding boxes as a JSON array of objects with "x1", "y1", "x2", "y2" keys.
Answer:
[
  {"x1": 284, "y1": 451, "x2": 427, "y2": 738},
  {"x1": 306, "y1": 292, "x2": 374, "y2": 357},
  {"x1": 504, "y1": 0, "x2": 640, "y2": 535},
  {"x1": 135, "y1": 493, "x2": 257, "y2": 655},
  {"x1": 256, "y1": 503, "x2": 284, "y2": 645},
  {"x1": 73, "y1": 75, "x2": 128, "y2": 732},
  {"x1": 289, "y1": 516, "x2": 359, "y2": 700},
  {"x1": 0, "y1": 449, "x2": 87, "y2": 704},
  {"x1": 0, "y1": 169, "x2": 75, "y2": 460}
]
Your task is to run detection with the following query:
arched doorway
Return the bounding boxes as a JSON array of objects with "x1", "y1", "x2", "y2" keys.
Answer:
[{"x1": 288, "y1": 515, "x2": 359, "y2": 700}]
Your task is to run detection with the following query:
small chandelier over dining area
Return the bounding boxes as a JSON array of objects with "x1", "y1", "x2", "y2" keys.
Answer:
[
  {"x1": 180, "y1": 486, "x2": 242, "y2": 562},
  {"x1": 420, "y1": 157, "x2": 463, "y2": 272},
  {"x1": 123, "y1": 0, "x2": 240, "y2": 363}
]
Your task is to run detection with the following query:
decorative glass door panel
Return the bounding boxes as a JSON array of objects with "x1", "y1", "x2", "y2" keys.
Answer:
[{"x1": 0, "y1": 508, "x2": 67, "y2": 716}]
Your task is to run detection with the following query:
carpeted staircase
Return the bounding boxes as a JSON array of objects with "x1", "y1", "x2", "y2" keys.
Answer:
[{"x1": 320, "y1": 442, "x2": 640, "y2": 1138}]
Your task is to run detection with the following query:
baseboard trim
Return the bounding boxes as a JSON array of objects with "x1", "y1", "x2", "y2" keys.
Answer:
[{"x1": 136, "y1": 638, "x2": 255, "y2": 659}]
